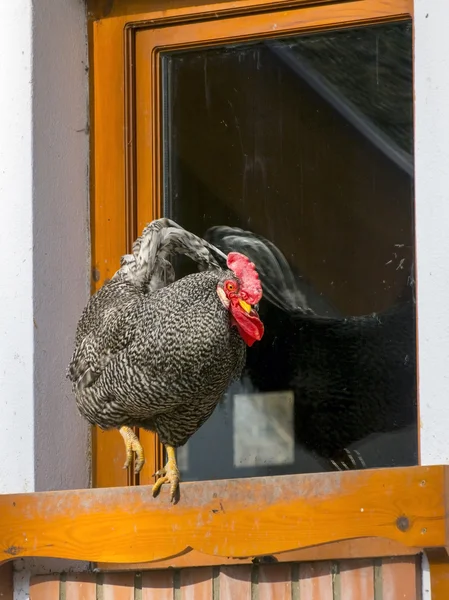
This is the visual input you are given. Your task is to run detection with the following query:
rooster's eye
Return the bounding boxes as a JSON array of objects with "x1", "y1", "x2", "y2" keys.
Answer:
[{"x1": 226, "y1": 282, "x2": 235, "y2": 292}]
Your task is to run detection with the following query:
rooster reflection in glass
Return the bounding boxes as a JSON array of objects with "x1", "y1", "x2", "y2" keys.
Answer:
[
  {"x1": 67, "y1": 218, "x2": 264, "y2": 502},
  {"x1": 205, "y1": 225, "x2": 416, "y2": 473}
]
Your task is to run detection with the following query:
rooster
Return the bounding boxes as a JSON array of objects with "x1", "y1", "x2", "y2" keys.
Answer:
[{"x1": 68, "y1": 218, "x2": 264, "y2": 501}]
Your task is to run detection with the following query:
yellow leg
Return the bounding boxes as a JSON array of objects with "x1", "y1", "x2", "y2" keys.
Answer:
[
  {"x1": 152, "y1": 445, "x2": 180, "y2": 503},
  {"x1": 119, "y1": 426, "x2": 145, "y2": 474}
]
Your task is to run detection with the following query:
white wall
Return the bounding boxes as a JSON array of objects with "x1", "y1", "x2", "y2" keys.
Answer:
[
  {"x1": 0, "y1": 0, "x2": 90, "y2": 494},
  {"x1": 414, "y1": 1, "x2": 449, "y2": 598},
  {"x1": 414, "y1": 3, "x2": 449, "y2": 462},
  {"x1": 0, "y1": 2, "x2": 34, "y2": 496},
  {"x1": 0, "y1": 1, "x2": 90, "y2": 597}
]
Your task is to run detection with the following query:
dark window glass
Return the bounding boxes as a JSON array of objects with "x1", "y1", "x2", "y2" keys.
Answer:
[{"x1": 161, "y1": 21, "x2": 416, "y2": 481}]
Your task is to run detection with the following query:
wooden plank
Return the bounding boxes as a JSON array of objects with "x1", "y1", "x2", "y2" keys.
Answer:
[
  {"x1": 220, "y1": 566, "x2": 251, "y2": 600},
  {"x1": 0, "y1": 467, "x2": 446, "y2": 566},
  {"x1": 381, "y1": 557, "x2": 419, "y2": 600},
  {"x1": 142, "y1": 570, "x2": 174, "y2": 600},
  {"x1": 101, "y1": 538, "x2": 419, "y2": 571},
  {"x1": 0, "y1": 563, "x2": 13, "y2": 600},
  {"x1": 87, "y1": 0, "x2": 413, "y2": 21},
  {"x1": 90, "y1": 10, "x2": 162, "y2": 489},
  {"x1": 90, "y1": 13, "x2": 129, "y2": 489},
  {"x1": 29, "y1": 576, "x2": 60, "y2": 600},
  {"x1": 180, "y1": 568, "x2": 213, "y2": 600},
  {"x1": 340, "y1": 559, "x2": 374, "y2": 600},
  {"x1": 65, "y1": 573, "x2": 97, "y2": 600},
  {"x1": 258, "y1": 564, "x2": 292, "y2": 600},
  {"x1": 136, "y1": 0, "x2": 413, "y2": 52},
  {"x1": 299, "y1": 561, "x2": 333, "y2": 600},
  {"x1": 103, "y1": 573, "x2": 134, "y2": 600}
]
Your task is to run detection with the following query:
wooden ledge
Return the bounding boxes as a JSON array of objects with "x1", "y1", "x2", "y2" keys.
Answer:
[{"x1": 0, "y1": 466, "x2": 448, "y2": 568}]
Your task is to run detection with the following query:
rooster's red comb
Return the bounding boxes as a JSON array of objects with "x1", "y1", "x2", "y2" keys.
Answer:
[{"x1": 227, "y1": 252, "x2": 263, "y2": 305}]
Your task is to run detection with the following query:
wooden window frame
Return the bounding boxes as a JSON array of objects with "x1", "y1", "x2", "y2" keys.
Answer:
[
  {"x1": 7, "y1": 0, "x2": 449, "y2": 596},
  {"x1": 91, "y1": 0, "x2": 415, "y2": 487}
]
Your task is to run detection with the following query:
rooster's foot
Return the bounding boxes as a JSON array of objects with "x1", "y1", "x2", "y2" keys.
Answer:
[
  {"x1": 119, "y1": 426, "x2": 145, "y2": 474},
  {"x1": 152, "y1": 445, "x2": 180, "y2": 503}
]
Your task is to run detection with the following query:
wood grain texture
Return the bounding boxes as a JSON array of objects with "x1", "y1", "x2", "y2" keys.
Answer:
[
  {"x1": 0, "y1": 466, "x2": 446, "y2": 567},
  {"x1": 100, "y1": 538, "x2": 419, "y2": 570},
  {"x1": 29, "y1": 576, "x2": 60, "y2": 600},
  {"x1": 87, "y1": 0, "x2": 413, "y2": 22},
  {"x1": 65, "y1": 574, "x2": 97, "y2": 600},
  {"x1": 0, "y1": 563, "x2": 12, "y2": 600},
  {"x1": 340, "y1": 559, "x2": 375, "y2": 600},
  {"x1": 135, "y1": 0, "x2": 413, "y2": 55},
  {"x1": 90, "y1": 12, "x2": 163, "y2": 487},
  {"x1": 299, "y1": 561, "x2": 333, "y2": 600},
  {"x1": 381, "y1": 557, "x2": 419, "y2": 600},
  {"x1": 258, "y1": 564, "x2": 292, "y2": 600},
  {"x1": 220, "y1": 566, "x2": 251, "y2": 600},
  {"x1": 90, "y1": 13, "x2": 130, "y2": 488},
  {"x1": 141, "y1": 570, "x2": 174, "y2": 600},
  {"x1": 103, "y1": 573, "x2": 134, "y2": 600},
  {"x1": 180, "y1": 568, "x2": 214, "y2": 600}
]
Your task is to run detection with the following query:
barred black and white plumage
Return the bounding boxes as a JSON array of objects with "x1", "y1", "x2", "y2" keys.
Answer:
[
  {"x1": 67, "y1": 218, "x2": 264, "y2": 499},
  {"x1": 116, "y1": 217, "x2": 226, "y2": 291},
  {"x1": 69, "y1": 270, "x2": 246, "y2": 442}
]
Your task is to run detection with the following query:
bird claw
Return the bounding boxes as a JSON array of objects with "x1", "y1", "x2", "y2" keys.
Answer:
[
  {"x1": 123, "y1": 451, "x2": 132, "y2": 471},
  {"x1": 152, "y1": 460, "x2": 180, "y2": 503},
  {"x1": 119, "y1": 427, "x2": 145, "y2": 474},
  {"x1": 123, "y1": 452, "x2": 145, "y2": 475}
]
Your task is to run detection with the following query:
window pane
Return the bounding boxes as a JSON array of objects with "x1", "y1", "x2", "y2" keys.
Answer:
[{"x1": 161, "y1": 20, "x2": 416, "y2": 481}]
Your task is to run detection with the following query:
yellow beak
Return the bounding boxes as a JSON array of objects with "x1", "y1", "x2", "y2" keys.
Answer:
[{"x1": 239, "y1": 299, "x2": 252, "y2": 314}]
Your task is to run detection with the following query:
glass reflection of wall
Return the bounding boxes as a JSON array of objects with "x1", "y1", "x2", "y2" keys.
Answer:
[{"x1": 162, "y1": 21, "x2": 416, "y2": 481}]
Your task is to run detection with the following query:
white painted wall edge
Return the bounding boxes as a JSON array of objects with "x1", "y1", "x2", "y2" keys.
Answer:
[
  {"x1": 0, "y1": 0, "x2": 90, "y2": 597},
  {"x1": 414, "y1": 1, "x2": 449, "y2": 598},
  {"x1": 0, "y1": 1, "x2": 34, "y2": 497},
  {"x1": 0, "y1": 0, "x2": 90, "y2": 495}
]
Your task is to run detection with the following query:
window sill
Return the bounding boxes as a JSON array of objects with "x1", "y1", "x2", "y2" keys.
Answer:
[{"x1": 0, "y1": 465, "x2": 446, "y2": 570}]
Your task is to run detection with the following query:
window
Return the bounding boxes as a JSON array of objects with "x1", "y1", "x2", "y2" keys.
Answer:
[
  {"x1": 99, "y1": 0, "x2": 417, "y2": 487},
  {"x1": 158, "y1": 21, "x2": 415, "y2": 482}
]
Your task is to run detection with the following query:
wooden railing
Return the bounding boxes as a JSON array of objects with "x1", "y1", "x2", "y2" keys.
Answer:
[
  {"x1": 2, "y1": 465, "x2": 449, "y2": 598},
  {"x1": 0, "y1": 466, "x2": 447, "y2": 566}
]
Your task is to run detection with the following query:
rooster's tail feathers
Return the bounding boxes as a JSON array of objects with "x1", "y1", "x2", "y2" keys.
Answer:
[{"x1": 114, "y1": 218, "x2": 227, "y2": 291}]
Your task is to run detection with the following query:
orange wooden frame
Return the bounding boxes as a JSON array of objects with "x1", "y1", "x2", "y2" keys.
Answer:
[{"x1": 90, "y1": 0, "x2": 414, "y2": 489}]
